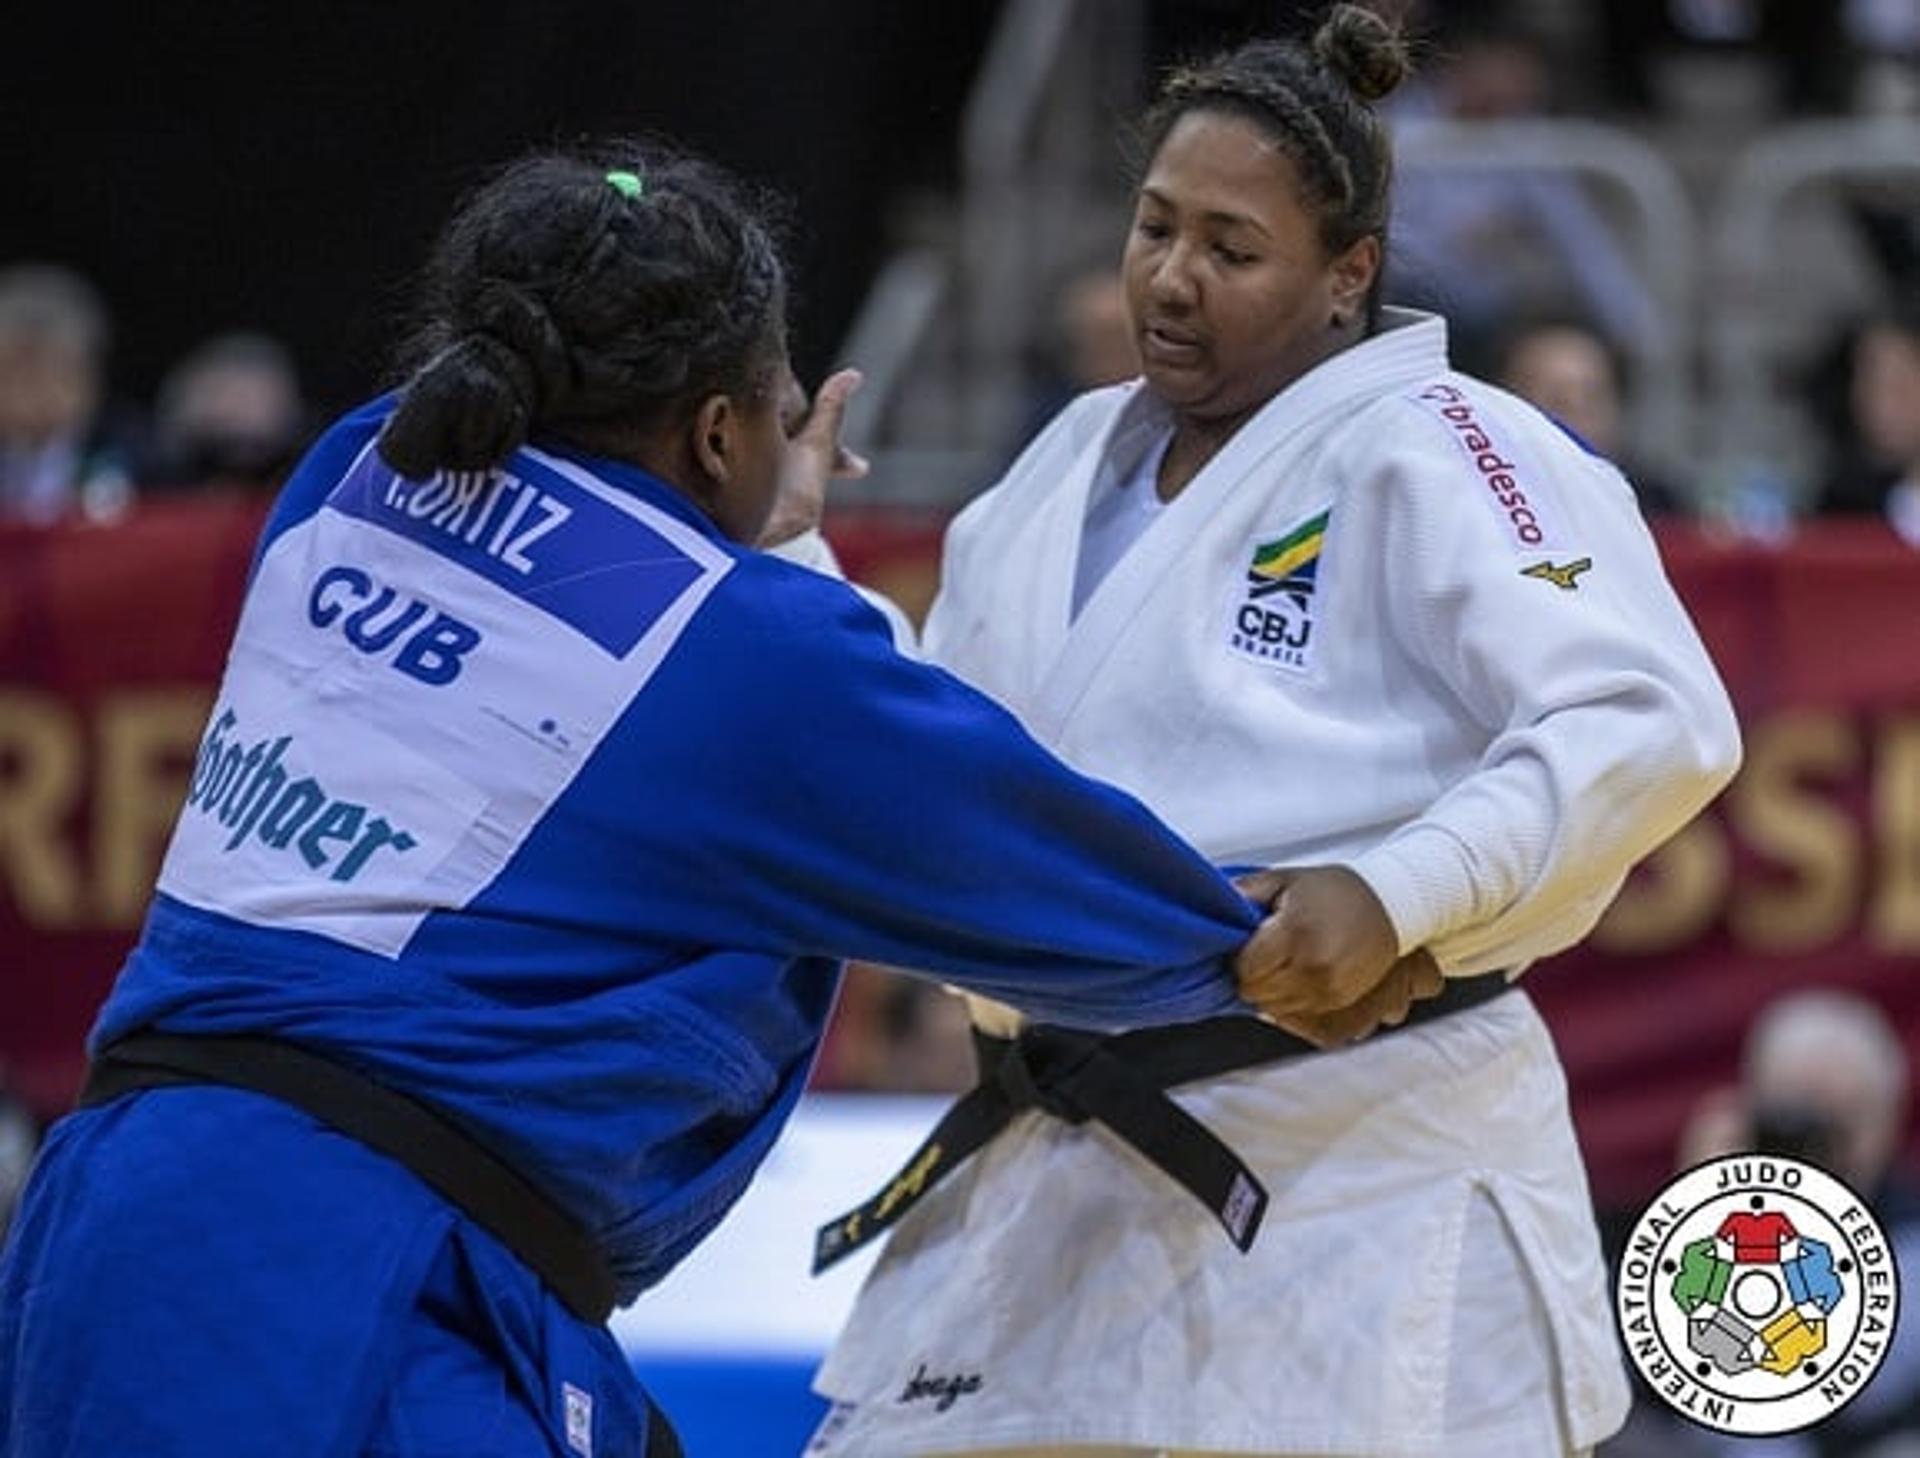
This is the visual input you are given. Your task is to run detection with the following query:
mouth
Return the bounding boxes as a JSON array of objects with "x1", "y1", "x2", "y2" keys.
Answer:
[{"x1": 1139, "y1": 321, "x2": 1204, "y2": 367}]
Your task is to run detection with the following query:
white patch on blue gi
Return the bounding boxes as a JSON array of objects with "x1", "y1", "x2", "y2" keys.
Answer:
[
  {"x1": 158, "y1": 441, "x2": 733, "y2": 956},
  {"x1": 563, "y1": 1380, "x2": 594, "y2": 1457}
]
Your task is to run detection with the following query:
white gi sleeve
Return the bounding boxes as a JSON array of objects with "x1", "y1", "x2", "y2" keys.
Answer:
[{"x1": 1341, "y1": 395, "x2": 1743, "y2": 975}]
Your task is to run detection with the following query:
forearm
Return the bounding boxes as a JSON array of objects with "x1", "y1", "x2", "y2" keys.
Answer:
[{"x1": 1349, "y1": 674, "x2": 1739, "y2": 968}]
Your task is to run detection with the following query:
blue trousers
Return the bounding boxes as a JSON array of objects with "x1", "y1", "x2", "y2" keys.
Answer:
[{"x1": 0, "y1": 1086, "x2": 666, "y2": 1456}]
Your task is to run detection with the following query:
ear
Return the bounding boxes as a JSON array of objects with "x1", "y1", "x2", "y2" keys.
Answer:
[
  {"x1": 1328, "y1": 235, "x2": 1382, "y2": 322},
  {"x1": 689, "y1": 392, "x2": 737, "y2": 487}
]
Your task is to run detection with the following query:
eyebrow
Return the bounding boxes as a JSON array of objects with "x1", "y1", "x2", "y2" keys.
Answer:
[{"x1": 1139, "y1": 185, "x2": 1274, "y2": 241}]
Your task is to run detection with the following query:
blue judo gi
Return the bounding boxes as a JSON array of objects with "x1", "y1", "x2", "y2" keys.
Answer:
[{"x1": 0, "y1": 399, "x2": 1260, "y2": 1456}]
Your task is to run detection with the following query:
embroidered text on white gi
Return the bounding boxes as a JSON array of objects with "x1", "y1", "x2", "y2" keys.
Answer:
[
  {"x1": 1228, "y1": 508, "x2": 1328, "y2": 675},
  {"x1": 1411, "y1": 382, "x2": 1561, "y2": 551},
  {"x1": 897, "y1": 1364, "x2": 984, "y2": 1413}
]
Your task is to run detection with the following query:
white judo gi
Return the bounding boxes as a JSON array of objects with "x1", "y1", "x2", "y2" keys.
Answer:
[{"x1": 811, "y1": 310, "x2": 1742, "y2": 1457}]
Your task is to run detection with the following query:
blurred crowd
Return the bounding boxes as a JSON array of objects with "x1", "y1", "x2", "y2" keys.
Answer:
[
  {"x1": 1066, "y1": 0, "x2": 1920, "y2": 539},
  {"x1": 0, "y1": 264, "x2": 310, "y2": 526},
  {"x1": 3, "y1": 0, "x2": 1919, "y2": 1255},
  {"x1": 1024, "y1": 259, "x2": 1920, "y2": 539}
]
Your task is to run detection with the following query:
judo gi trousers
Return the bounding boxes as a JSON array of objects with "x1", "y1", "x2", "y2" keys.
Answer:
[{"x1": 0, "y1": 1084, "x2": 670, "y2": 1457}]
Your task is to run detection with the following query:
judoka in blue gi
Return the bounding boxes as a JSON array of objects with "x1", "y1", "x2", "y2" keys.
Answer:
[{"x1": 0, "y1": 145, "x2": 1264, "y2": 1456}]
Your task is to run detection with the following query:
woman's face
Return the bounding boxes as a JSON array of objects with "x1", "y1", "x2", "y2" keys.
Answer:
[
  {"x1": 690, "y1": 354, "x2": 804, "y2": 544},
  {"x1": 1853, "y1": 324, "x2": 1920, "y2": 468},
  {"x1": 1124, "y1": 110, "x2": 1376, "y2": 425},
  {"x1": 725, "y1": 361, "x2": 807, "y2": 543}
]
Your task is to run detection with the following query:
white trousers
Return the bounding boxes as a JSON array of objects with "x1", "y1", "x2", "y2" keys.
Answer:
[
  {"x1": 812, "y1": 996, "x2": 1627, "y2": 1456},
  {"x1": 827, "y1": 1194, "x2": 1592, "y2": 1456}
]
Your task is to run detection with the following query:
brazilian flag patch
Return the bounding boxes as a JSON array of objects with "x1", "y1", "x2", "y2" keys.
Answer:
[{"x1": 1229, "y1": 508, "x2": 1329, "y2": 675}]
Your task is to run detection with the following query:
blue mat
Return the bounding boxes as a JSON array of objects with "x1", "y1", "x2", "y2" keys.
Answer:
[{"x1": 632, "y1": 1353, "x2": 828, "y2": 1457}]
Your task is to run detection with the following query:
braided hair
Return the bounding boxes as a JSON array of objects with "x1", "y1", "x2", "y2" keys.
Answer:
[
  {"x1": 1137, "y1": 4, "x2": 1411, "y2": 323},
  {"x1": 379, "y1": 140, "x2": 788, "y2": 480}
]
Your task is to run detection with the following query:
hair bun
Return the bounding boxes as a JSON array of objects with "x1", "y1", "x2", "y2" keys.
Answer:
[
  {"x1": 376, "y1": 334, "x2": 535, "y2": 480},
  {"x1": 1312, "y1": 3, "x2": 1410, "y2": 104},
  {"x1": 467, "y1": 281, "x2": 573, "y2": 410}
]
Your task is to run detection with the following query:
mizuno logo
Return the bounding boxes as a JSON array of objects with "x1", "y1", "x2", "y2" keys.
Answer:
[{"x1": 1521, "y1": 557, "x2": 1593, "y2": 591}]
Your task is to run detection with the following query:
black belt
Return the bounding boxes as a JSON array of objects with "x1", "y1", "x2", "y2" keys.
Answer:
[
  {"x1": 78, "y1": 1032, "x2": 620, "y2": 1326},
  {"x1": 813, "y1": 973, "x2": 1512, "y2": 1274}
]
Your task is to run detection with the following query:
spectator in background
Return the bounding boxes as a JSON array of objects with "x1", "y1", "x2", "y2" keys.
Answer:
[
  {"x1": 1816, "y1": 302, "x2": 1920, "y2": 545},
  {"x1": 1600, "y1": 0, "x2": 1915, "y2": 115},
  {"x1": 1849, "y1": 0, "x2": 1920, "y2": 114},
  {"x1": 1012, "y1": 259, "x2": 1141, "y2": 458},
  {"x1": 0, "y1": 265, "x2": 137, "y2": 524},
  {"x1": 1386, "y1": 16, "x2": 1668, "y2": 376},
  {"x1": 830, "y1": 971, "x2": 976, "y2": 1094},
  {"x1": 0, "y1": 1076, "x2": 34, "y2": 1246},
  {"x1": 1737, "y1": 991, "x2": 1912, "y2": 1199},
  {"x1": 1497, "y1": 315, "x2": 1687, "y2": 515},
  {"x1": 1612, "y1": 990, "x2": 1920, "y2": 1458},
  {"x1": 146, "y1": 332, "x2": 310, "y2": 492}
]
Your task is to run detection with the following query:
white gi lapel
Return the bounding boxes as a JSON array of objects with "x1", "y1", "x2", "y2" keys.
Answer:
[
  {"x1": 1025, "y1": 311, "x2": 1451, "y2": 745},
  {"x1": 1016, "y1": 428, "x2": 1104, "y2": 695},
  {"x1": 934, "y1": 392, "x2": 1131, "y2": 715}
]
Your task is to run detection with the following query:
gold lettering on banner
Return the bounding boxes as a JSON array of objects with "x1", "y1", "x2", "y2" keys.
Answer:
[
  {"x1": 93, "y1": 691, "x2": 211, "y2": 926},
  {"x1": 1869, "y1": 716, "x2": 1920, "y2": 953},
  {"x1": 1593, "y1": 819, "x2": 1730, "y2": 954},
  {"x1": 1729, "y1": 712, "x2": 1860, "y2": 951},
  {"x1": 0, "y1": 691, "x2": 84, "y2": 927}
]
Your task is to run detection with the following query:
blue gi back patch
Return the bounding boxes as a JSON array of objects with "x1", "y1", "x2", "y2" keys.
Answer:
[{"x1": 328, "y1": 450, "x2": 705, "y2": 658}]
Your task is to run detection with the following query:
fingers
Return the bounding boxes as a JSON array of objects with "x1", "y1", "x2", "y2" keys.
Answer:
[
  {"x1": 1403, "y1": 948, "x2": 1444, "y2": 1001},
  {"x1": 1229, "y1": 867, "x2": 1298, "y2": 995},
  {"x1": 802, "y1": 369, "x2": 869, "y2": 480},
  {"x1": 1232, "y1": 863, "x2": 1403, "y2": 1022},
  {"x1": 798, "y1": 368, "x2": 862, "y2": 458},
  {"x1": 1232, "y1": 866, "x2": 1295, "y2": 908},
  {"x1": 1264, "y1": 953, "x2": 1436, "y2": 1049},
  {"x1": 1233, "y1": 911, "x2": 1295, "y2": 995}
]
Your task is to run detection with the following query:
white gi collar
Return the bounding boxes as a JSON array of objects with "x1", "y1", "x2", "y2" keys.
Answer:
[{"x1": 1020, "y1": 309, "x2": 1452, "y2": 741}]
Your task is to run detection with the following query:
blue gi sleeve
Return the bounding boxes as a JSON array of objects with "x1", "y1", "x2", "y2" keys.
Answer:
[{"x1": 640, "y1": 560, "x2": 1261, "y2": 1029}]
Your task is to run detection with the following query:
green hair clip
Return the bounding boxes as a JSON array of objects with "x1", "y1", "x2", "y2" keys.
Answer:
[{"x1": 605, "y1": 169, "x2": 645, "y2": 199}]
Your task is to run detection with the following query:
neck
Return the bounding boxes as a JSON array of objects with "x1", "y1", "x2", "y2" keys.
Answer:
[
  {"x1": 1157, "y1": 407, "x2": 1255, "y2": 501},
  {"x1": 1157, "y1": 317, "x2": 1367, "y2": 501}
]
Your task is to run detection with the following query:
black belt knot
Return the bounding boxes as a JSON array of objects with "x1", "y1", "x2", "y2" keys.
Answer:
[
  {"x1": 988, "y1": 1025, "x2": 1097, "y2": 1124},
  {"x1": 813, "y1": 972, "x2": 1515, "y2": 1276}
]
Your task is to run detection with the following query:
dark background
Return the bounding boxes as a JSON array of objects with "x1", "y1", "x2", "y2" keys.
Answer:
[{"x1": 0, "y1": 1, "x2": 1003, "y2": 411}]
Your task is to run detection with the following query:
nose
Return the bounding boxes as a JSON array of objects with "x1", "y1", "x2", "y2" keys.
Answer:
[{"x1": 1148, "y1": 239, "x2": 1199, "y2": 311}]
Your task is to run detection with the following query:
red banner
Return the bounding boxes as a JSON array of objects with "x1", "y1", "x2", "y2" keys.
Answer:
[
  {"x1": 0, "y1": 495, "x2": 269, "y2": 1111},
  {"x1": 1524, "y1": 522, "x2": 1920, "y2": 1208},
  {"x1": 2, "y1": 503, "x2": 1917, "y2": 1210}
]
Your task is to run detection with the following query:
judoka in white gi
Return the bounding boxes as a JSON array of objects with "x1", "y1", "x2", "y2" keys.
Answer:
[{"x1": 811, "y1": 8, "x2": 1743, "y2": 1456}]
